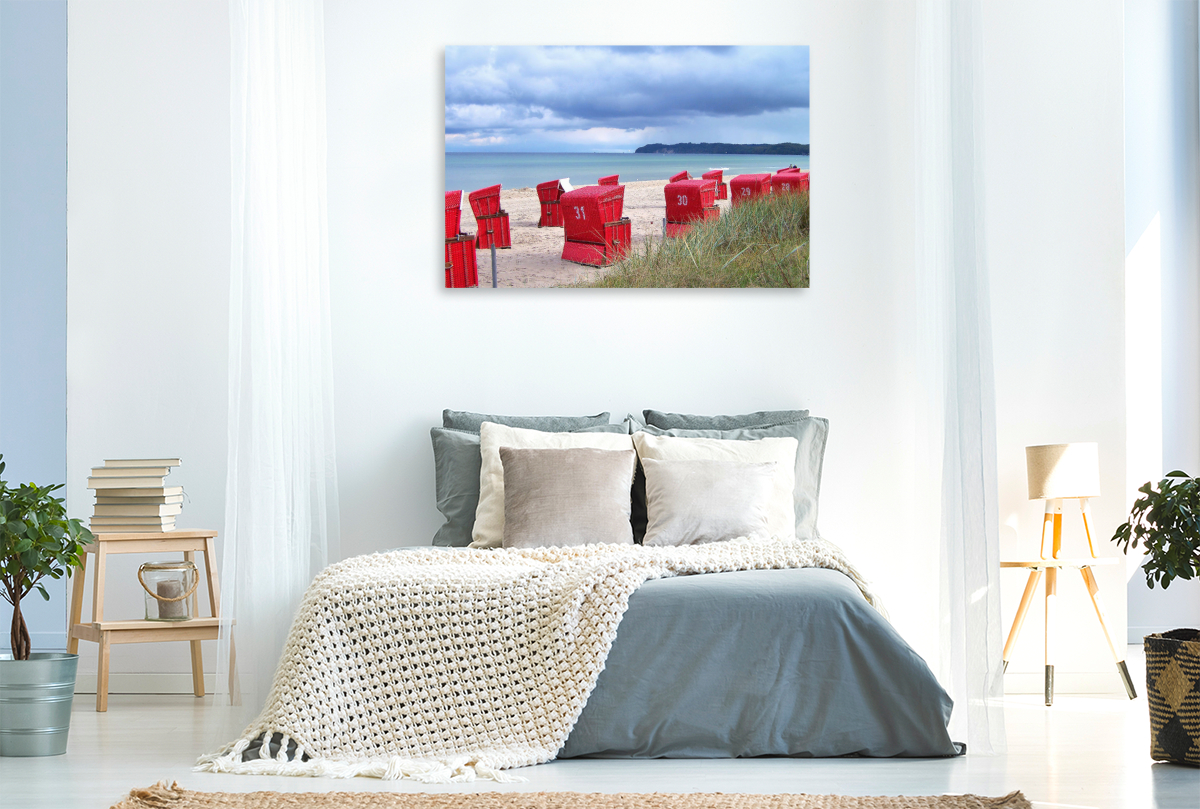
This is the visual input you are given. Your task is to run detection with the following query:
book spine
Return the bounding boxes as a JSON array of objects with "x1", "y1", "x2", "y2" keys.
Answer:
[
  {"x1": 88, "y1": 477, "x2": 169, "y2": 489},
  {"x1": 89, "y1": 467, "x2": 171, "y2": 478},
  {"x1": 94, "y1": 496, "x2": 184, "y2": 505},
  {"x1": 92, "y1": 487, "x2": 184, "y2": 497},
  {"x1": 92, "y1": 504, "x2": 183, "y2": 517}
]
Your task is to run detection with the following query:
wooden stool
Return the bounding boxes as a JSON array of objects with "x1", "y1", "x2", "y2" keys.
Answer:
[{"x1": 67, "y1": 530, "x2": 234, "y2": 711}]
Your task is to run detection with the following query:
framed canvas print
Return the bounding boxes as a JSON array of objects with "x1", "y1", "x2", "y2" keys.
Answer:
[{"x1": 444, "y1": 46, "x2": 809, "y2": 289}]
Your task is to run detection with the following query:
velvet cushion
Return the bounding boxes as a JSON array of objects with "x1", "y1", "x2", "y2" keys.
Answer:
[
  {"x1": 641, "y1": 458, "x2": 776, "y2": 546},
  {"x1": 500, "y1": 447, "x2": 637, "y2": 548},
  {"x1": 431, "y1": 421, "x2": 629, "y2": 547},
  {"x1": 471, "y1": 422, "x2": 636, "y2": 549}
]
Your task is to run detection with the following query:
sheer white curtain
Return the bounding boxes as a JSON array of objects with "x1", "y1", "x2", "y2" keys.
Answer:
[
  {"x1": 216, "y1": 0, "x2": 339, "y2": 720},
  {"x1": 914, "y1": 0, "x2": 1006, "y2": 754}
]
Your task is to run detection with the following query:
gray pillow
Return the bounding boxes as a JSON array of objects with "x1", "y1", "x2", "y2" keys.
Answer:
[
  {"x1": 640, "y1": 417, "x2": 828, "y2": 540},
  {"x1": 443, "y1": 409, "x2": 611, "y2": 433},
  {"x1": 430, "y1": 427, "x2": 484, "y2": 547},
  {"x1": 641, "y1": 458, "x2": 776, "y2": 547},
  {"x1": 642, "y1": 409, "x2": 810, "y2": 430},
  {"x1": 430, "y1": 422, "x2": 632, "y2": 547},
  {"x1": 500, "y1": 447, "x2": 636, "y2": 549}
]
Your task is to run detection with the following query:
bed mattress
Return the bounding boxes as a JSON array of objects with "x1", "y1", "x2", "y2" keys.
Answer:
[{"x1": 559, "y1": 567, "x2": 960, "y2": 759}]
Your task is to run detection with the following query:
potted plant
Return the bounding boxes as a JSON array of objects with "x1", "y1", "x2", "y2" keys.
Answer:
[
  {"x1": 0, "y1": 453, "x2": 93, "y2": 756},
  {"x1": 1112, "y1": 470, "x2": 1200, "y2": 767}
]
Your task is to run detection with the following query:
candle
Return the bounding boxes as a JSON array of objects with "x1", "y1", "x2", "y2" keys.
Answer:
[{"x1": 157, "y1": 579, "x2": 188, "y2": 619}]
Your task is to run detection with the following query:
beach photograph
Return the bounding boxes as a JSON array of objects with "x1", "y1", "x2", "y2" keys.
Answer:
[{"x1": 443, "y1": 46, "x2": 810, "y2": 289}]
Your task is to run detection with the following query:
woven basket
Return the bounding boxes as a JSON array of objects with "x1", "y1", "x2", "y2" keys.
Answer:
[{"x1": 1145, "y1": 629, "x2": 1200, "y2": 766}]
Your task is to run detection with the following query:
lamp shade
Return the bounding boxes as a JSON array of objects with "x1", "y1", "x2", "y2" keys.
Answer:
[{"x1": 1026, "y1": 443, "x2": 1101, "y2": 500}]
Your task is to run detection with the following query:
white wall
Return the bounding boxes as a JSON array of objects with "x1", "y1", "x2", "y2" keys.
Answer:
[
  {"x1": 65, "y1": 0, "x2": 1134, "y2": 693},
  {"x1": 66, "y1": 0, "x2": 230, "y2": 688}
]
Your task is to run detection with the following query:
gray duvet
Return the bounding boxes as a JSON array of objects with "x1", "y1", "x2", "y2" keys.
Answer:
[{"x1": 559, "y1": 567, "x2": 961, "y2": 759}]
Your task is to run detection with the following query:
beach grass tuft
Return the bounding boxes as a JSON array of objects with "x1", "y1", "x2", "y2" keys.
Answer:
[{"x1": 572, "y1": 190, "x2": 809, "y2": 288}]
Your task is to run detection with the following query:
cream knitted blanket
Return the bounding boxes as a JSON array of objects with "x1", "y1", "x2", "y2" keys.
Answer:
[{"x1": 196, "y1": 536, "x2": 877, "y2": 782}]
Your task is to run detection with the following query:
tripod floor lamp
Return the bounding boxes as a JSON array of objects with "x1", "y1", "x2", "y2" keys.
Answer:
[{"x1": 1001, "y1": 442, "x2": 1138, "y2": 705}]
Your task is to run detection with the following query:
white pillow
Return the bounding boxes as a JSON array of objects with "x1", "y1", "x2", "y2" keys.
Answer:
[
  {"x1": 470, "y1": 422, "x2": 635, "y2": 549},
  {"x1": 632, "y1": 431, "x2": 798, "y2": 541},
  {"x1": 641, "y1": 458, "x2": 776, "y2": 546}
]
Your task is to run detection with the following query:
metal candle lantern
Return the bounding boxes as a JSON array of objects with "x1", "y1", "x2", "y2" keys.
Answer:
[{"x1": 138, "y1": 561, "x2": 198, "y2": 621}]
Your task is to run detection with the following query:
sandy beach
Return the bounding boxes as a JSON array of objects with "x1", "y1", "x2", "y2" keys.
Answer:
[{"x1": 455, "y1": 180, "x2": 733, "y2": 288}]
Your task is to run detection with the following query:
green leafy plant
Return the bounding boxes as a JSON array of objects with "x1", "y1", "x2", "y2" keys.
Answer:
[
  {"x1": 1112, "y1": 470, "x2": 1200, "y2": 590},
  {"x1": 0, "y1": 454, "x2": 93, "y2": 660}
]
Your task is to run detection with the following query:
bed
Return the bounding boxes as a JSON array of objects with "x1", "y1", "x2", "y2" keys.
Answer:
[{"x1": 199, "y1": 408, "x2": 961, "y2": 781}]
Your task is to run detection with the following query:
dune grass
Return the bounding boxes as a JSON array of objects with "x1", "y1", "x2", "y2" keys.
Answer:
[{"x1": 573, "y1": 190, "x2": 809, "y2": 288}]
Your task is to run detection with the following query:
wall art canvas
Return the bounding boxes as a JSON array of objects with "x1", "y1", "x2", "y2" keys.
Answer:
[{"x1": 443, "y1": 46, "x2": 809, "y2": 289}]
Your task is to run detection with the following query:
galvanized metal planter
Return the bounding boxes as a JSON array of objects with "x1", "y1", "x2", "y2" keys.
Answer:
[{"x1": 0, "y1": 652, "x2": 79, "y2": 756}]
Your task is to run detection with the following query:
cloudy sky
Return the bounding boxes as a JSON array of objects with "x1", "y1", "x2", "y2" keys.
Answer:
[{"x1": 445, "y1": 46, "x2": 809, "y2": 153}]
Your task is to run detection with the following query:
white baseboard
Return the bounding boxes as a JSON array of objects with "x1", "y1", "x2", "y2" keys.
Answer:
[
  {"x1": 73, "y1": 671, "x2": 218, "y2": 695},
  {"x1": 1128, "y1": 624, "x2": 1191, "y2": 643},
  {"x1": 1004, "y1": 671, "x2": 1127, "y2": 695}
]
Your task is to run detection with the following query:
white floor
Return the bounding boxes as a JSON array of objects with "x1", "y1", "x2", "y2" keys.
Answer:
[{"x1": 2, "y1": 646, "x2": 1196, "y2": 809}]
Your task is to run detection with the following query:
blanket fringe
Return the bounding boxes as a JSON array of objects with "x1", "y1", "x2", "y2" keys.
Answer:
[{"x1": 194, "y1": 744, "x2": 527, "y2": 783}]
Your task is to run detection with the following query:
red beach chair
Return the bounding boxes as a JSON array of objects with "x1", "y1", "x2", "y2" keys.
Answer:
[
  {"x1": 445, "y1": 234, "x2": 478, "y2": 288},
  {"x1": 598, "y1": 174, "x2": 619, "y2": 186},
  {"x1": 469, "y1": 184, "x2": 511, "y2": 250},
  {"x1": 702, "y1": 169, "x2": 728, "y2": 201},
  {"x1": 445, "y1": 191, "x2": 463, "y2": 239},
  {"x1": 669, "y1": 170, "x2": 690, "y2": 183},
  {"x1": 536, "y1": 179, "x2": 571, "y2": 228},
  {"x1": 560, "y1": 185, "x2": 631, "y2": 266},
  {"x1": 771, "y1": 170, "x2": 809, "y2": 195},
  {"x1": 664, "y1": 178, "x2": 719, "y2": 237},
  {"x1": 729, "y1": 173, "x2": 773, "y2": 206}
]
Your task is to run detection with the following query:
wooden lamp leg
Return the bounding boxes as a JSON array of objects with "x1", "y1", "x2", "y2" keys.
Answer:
[
  {"x1": 1003, "y1": 568, "x2": 1044, "y2": 672},
  {"x1": 1080, "y1": 498, "x2": 1098, "y2": 558},
  {"x1": 1045, "y1": 566, "x2": 1057, "y2": 706},
  {"x1": 1079, "y1": 566, "x2": 1137, "y2": 699},
  {"x1": 1039, "y1": 501, "x2": 1054, "y2": 559}
]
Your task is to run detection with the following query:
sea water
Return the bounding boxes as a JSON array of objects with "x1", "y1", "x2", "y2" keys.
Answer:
[{"x1": 444, "y1": 152, "x2": 810, "y2": 194}]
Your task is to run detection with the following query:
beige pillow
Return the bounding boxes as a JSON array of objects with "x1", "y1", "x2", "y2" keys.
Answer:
[
  {"x1": 471, "y1": 422, "x2": 635, "y2": 548},
  {"x1": 501, "y1": 447, "x2": 636, "y2": 548},
  {"x1": 632, "y1": 431, "x2": 798, "y2": 540},
  {"x1": 641, "y1": 458, "x2": 777, "y2": 546}
]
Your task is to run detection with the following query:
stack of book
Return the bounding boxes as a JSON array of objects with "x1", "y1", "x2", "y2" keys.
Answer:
[{"x1": 87, "y1": 459, "x2": 183, "y2": 533}]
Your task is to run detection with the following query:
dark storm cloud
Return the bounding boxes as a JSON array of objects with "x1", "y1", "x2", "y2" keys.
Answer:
[{"x1": 444, "y1": 46, "x2": 808, "y2": 136}]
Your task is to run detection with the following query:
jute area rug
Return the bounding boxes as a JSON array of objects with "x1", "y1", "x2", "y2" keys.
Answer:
[{"x1": 111, "y1": 782, "x2": 1031, "y2": 809}]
